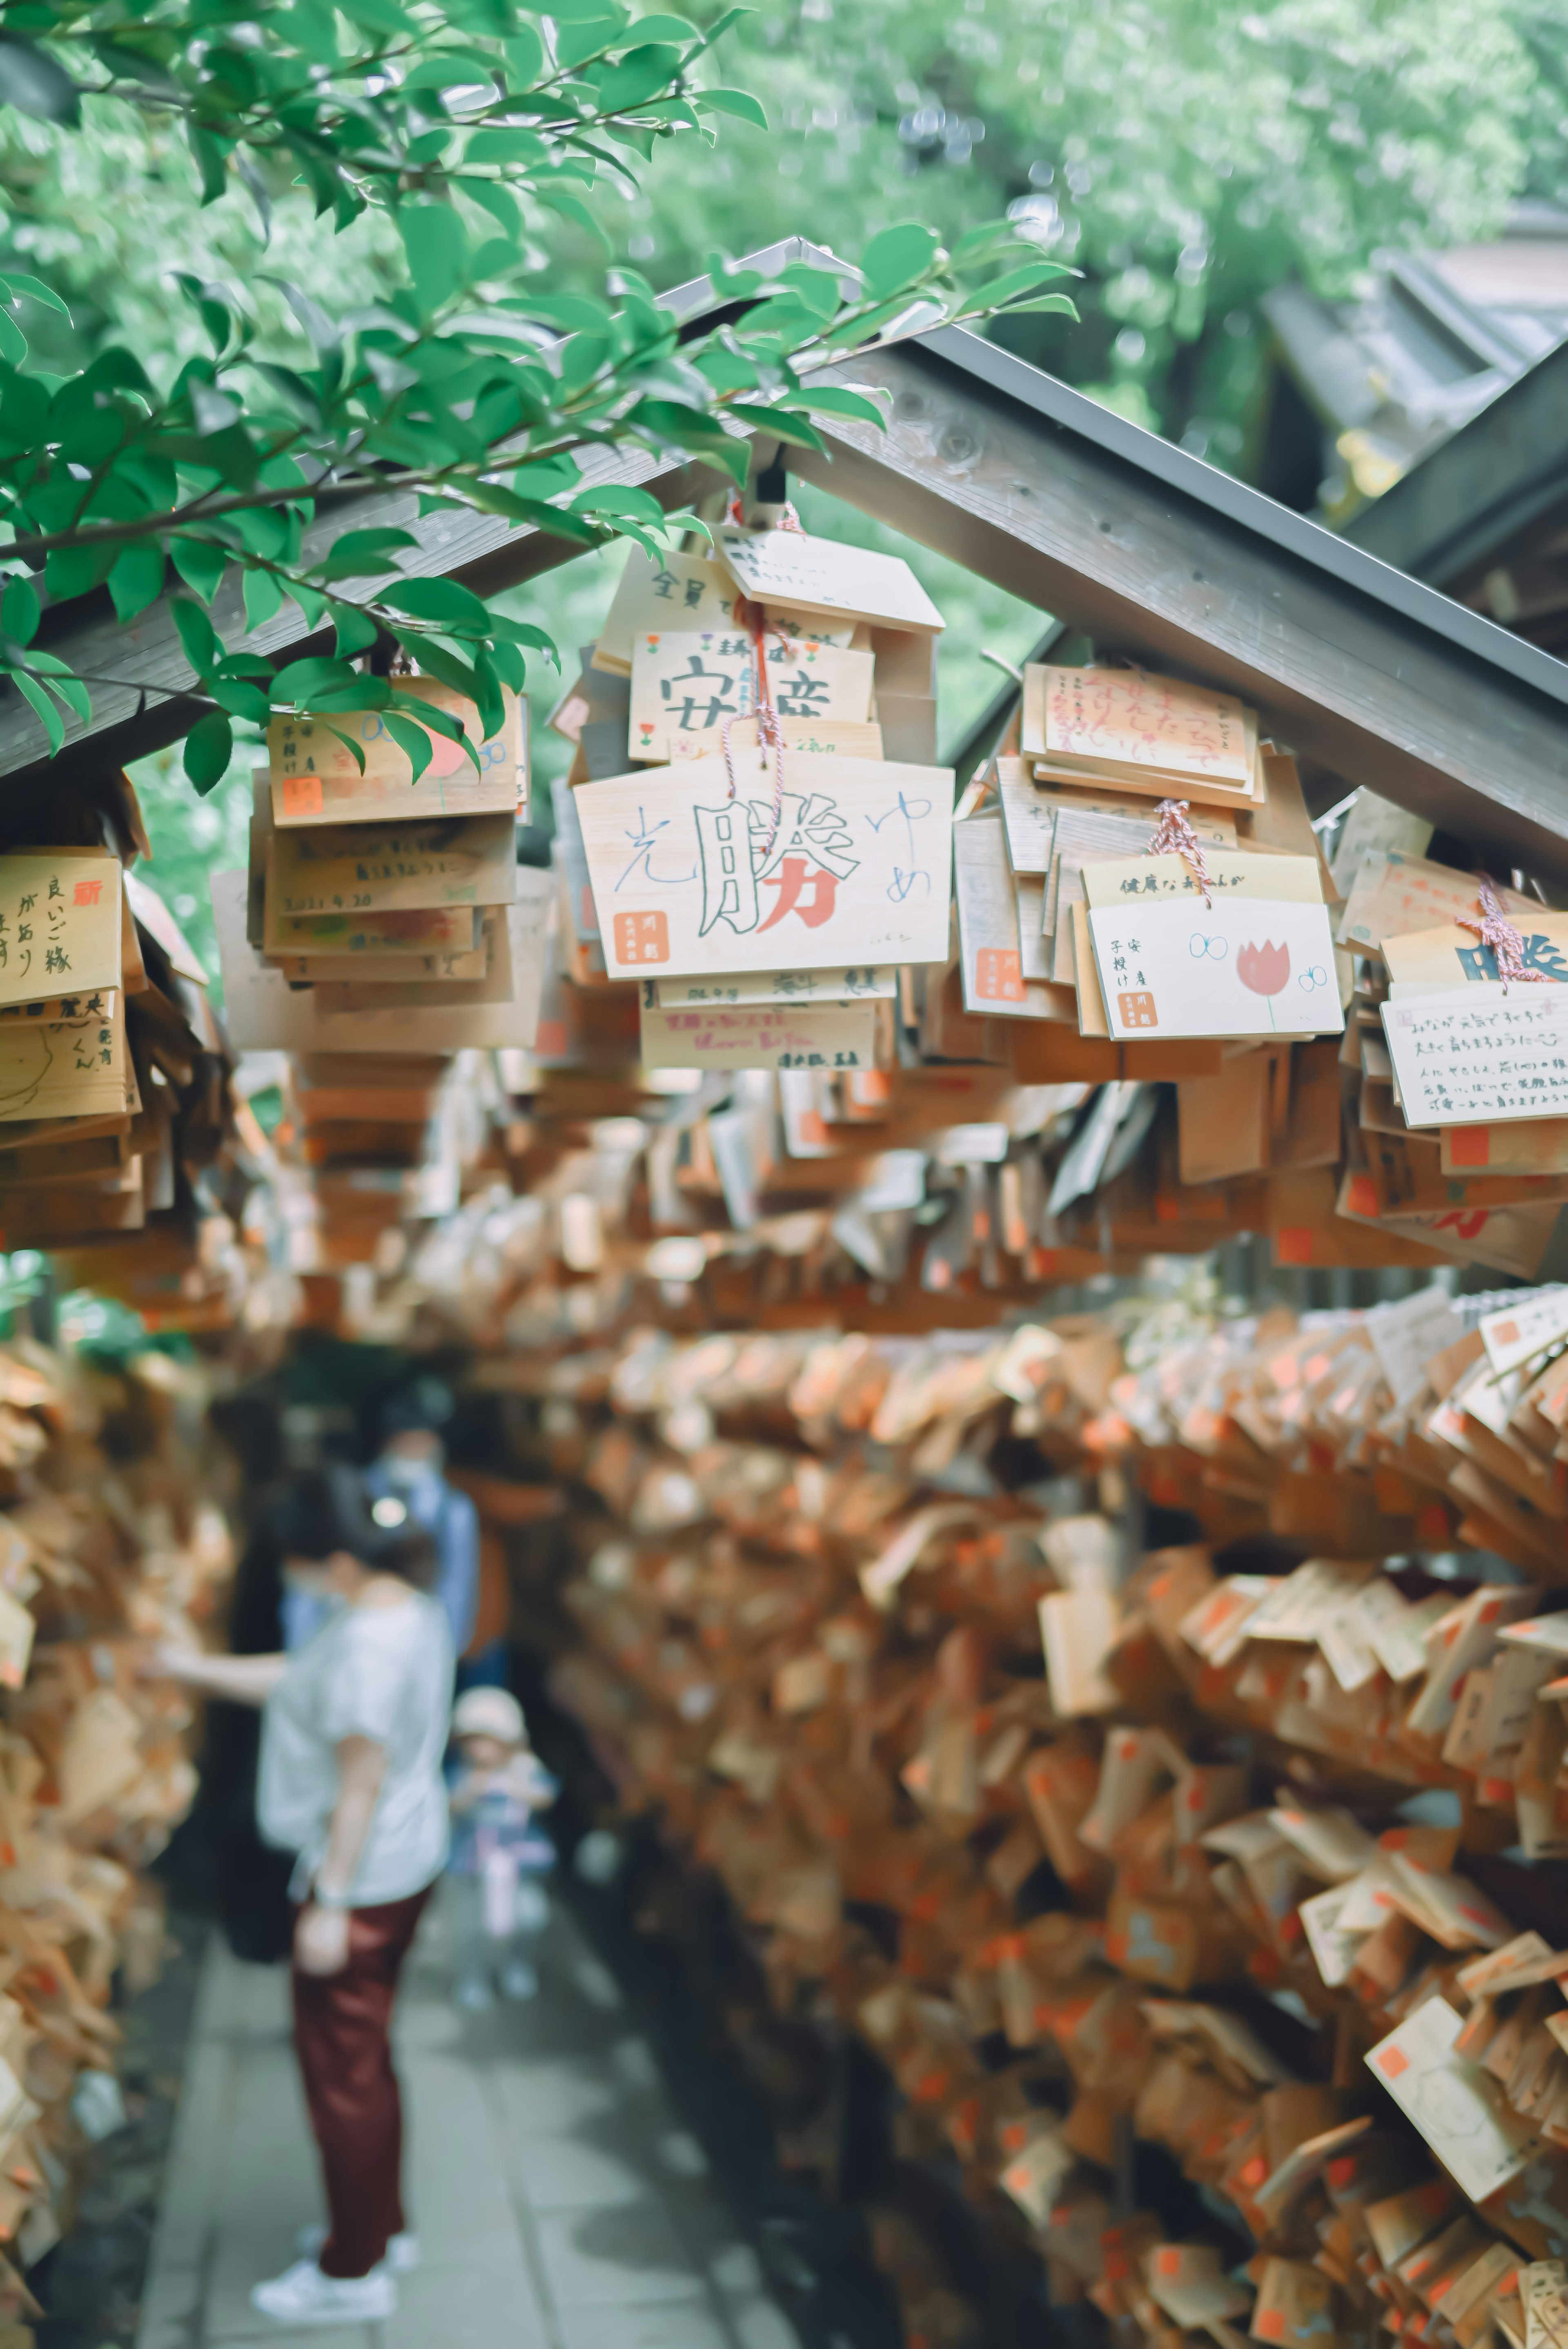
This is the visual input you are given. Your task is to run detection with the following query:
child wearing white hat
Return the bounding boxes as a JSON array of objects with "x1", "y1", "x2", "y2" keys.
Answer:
[{"x1": 446, "y1": 1687, "x2": 558, "y2": 2009}]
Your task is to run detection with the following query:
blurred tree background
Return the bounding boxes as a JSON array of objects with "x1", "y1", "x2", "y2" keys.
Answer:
[{"x1": 65, "y1": 0, "x2": 1561, "y2": 943}]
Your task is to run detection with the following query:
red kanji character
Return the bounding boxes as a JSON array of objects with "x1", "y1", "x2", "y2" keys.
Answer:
[{"x1": 756, "y1": 857, "x2": 839, "y2": 933}]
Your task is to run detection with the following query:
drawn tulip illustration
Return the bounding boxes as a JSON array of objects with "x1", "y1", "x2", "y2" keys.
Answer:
[{"x1": 1237, "y1": 939, "x2": 1291, "y2": 1029}]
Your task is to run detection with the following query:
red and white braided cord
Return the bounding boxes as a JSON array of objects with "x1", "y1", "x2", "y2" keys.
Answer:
[
  {"x1": 1146, "y1": 798, "x2": 1214, "y2": 907},
  {"x1": 1457, "y1": 876, "x2": 1549, "y2": 993}
]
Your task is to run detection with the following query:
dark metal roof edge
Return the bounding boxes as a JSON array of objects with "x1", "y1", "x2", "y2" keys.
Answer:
[
  {"x1": 908, "y1": 322, "x2": 1568, "y2": 715},
  {"x1": 1343, "y1": 330, "x2": 1568, "y2": 575}
]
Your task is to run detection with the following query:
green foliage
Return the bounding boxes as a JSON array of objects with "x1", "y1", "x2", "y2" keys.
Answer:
[
  {"x1": 621, "y1": 0, "x2": 1566, "y2": 468},
  {"x1": 0, "y1": 2, "x2": 1063, "y2": 769}
]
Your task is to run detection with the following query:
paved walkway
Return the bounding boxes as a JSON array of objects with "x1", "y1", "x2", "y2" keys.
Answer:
[{"x1": 135, "y1": 1889, "x2": 801, "y2": 2349}]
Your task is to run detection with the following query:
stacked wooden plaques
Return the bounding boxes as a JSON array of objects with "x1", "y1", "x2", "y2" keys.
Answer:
[
  {"x1": 568, "y1": 532, "x2": 952, "y2": 1081},
  {"x1": 0, "y1": 776, "x2": 242, "y2": 1324},
  {"x1": 212, "y1": 675, "x2": 546, "y2": 1065},
  {"x1": 543, "y1": 1292, "x2": 1568, "y2": 2349},
  {"x1": 209, "y1": 676, "x2": 550, "y2": 1286},
  {"x1": 0, "y1": 1339, "x2": 232, "y2": 2308}
]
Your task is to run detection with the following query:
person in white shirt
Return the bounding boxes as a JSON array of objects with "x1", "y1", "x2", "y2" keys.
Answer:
[{"x1": 150, "y1": 1464, "x2": 453, "y2": 2330}]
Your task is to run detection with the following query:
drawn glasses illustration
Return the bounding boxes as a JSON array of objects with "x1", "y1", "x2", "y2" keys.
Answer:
[{"x1": 1187, "y1": 934, "x2": 1229, "y2": 960}]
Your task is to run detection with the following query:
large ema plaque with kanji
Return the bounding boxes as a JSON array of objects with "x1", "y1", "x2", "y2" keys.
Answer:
[{"x1": 574, "y1": 756, "x2": 954, "y2": 980}]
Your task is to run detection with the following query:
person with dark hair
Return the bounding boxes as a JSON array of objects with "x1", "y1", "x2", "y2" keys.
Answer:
[
  {"x1": 147, "y1": 1464, "x2": 454, "y2": 2328},
  {"x1": 363, "y1": 1375, "x2": 499, "y2": 1688}
]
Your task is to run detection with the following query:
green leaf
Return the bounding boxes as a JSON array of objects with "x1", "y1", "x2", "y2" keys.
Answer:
[
  {"x1": 571, "y1": 484, "x2": 666, "y2": 525},
  {"x1": 171, "y1": 536, "x2": 228, "y2": 603},
  {"x1": 208, "y1": 675, "x2": 272, "y2": 724},
  {"x1": 488, "y1": 615, "x2": 559, "y2": 654},
  {"x1": 688, "y1": 4, "x2": 751, "y2": 49},
  {"x1": 271, "y1": 656, "x2": 363, "y2": 704},
  {"x1": 380, "y1": 575, "x2": 491, "y2": 630},
  {"x1": 321, "y1": 724, "x2": 366, "y2": 774},
  {"x1": 334, "y1": 606, "x2": 379, "y2": 658},
  {"x1": 512, "y1": 452, "x2": 582, "y2": 495},
  {"x1": 386, "y1": 691, "x2": 463, "y2": 738},
  {"x1": 44, "y1": 543, "x2": 116, "y2": 600},
  {"x1": 337, "y1": 0, "x2": 417, "y2": 31},
  {"x1": 697, "y1": 86, "x2": 766, "y2": 128},
  {"x1": 487, "y1": 639, "x2": 529, "y2": 691},
  {"x1": 29, "y1": 655, "x2": 89, "y2": 722},
  {"x1": 466, "y1": 126, "x2": 548, "y2": 162},
  {"x1": 726, "y1": 403, "x2": 826, "y2": 452},
  {"x1": 627, "y1": 396, "x2": 732, "y2": 444},
  {"x1": 264, "y1": 277, "x2": 343, "y2": 385},
  {"x1": 465, "y1": 480, "x2": 599, "y2": 539},
  {"x1": 595, "y1": 44, "x2": 679, "y2": 109},
  {"x1": 471, "y1": 646, "x2": 506, "y2": 740},
  {"x1": 187, "y1": 120, "x2": 229, "y2": 206},
  {"x1": 184, "y1": 711, "x2": 233, "y2": 793},
  {"x1": 792, "y1": 384, "x2": 889, "y2": 428},
  {"x1": 987, "y1": 292, "x2": 1080, "y2": 318},
  {"x1": 11, "y1": 669, "x2": 64, "y2": 755},
  {"x1": 530, "y1": 185, "x2": 611, "y2": 250},
  {"x1": 0, "y1": 312, "x2": 27, "y2": 369},
  {"x1": 445, "y1": 0, "x2": 519, "y2": 33},
  {"x1": 501, "y1": 28, "x2": 546, "y2": 82},
  {"x1": 401, "y1": 47, "x2": 502, "y2": 89},
  {"x1": 173, "y1": 598, "x2": 222, "y2": 678},
  {"x1": 401, "y1": 205, "x2": 468, "y2": 316},
  {"x1": 859, "y1": 222, "x2": 941, "y2": 299},
  {"x1": 546, "y1": 0, "x2": 629, "y2": 18},
  {"x1": 315, "y1": 526, "x2": 421, "y2": 572},
  {"x1": 174, "y1": 271, "x2": 235, "y2": 358},
  {"x1": 983, "y1": 261, "x2": 1076, "y2": 305},
  {"x1": 513, "y1": 291, "x2": 615, "y2": 333},
  {"x1": 0, "y1": 36, "x2": 79, "y2": 125},
  {"x1": 243, "y1": 568, "x2": 285, "y2": 632},
  {"x1": 626, "y1": 14, "x2": 699, "y2": 40},
  {"x1": 380, "y1": 710, "x2": 435, "y2": 784},
  {"x1": 107, "y1": 542, "x2": 165, "y2": 623},
  {"x1": 553, "y1": 16, "x2": 622, "y2": 66},
  {"x1": 388, "y1": 631, "x2": 479, "y2": 704},
  {"x1": 772, "y1": 262, "x2": 844, "y2": 319},
  {"x1": 0, "y1": 273, "x2": 67, "y2": 320},
  {"x1": 0, "y1": 572, "x2": 39, "y2": 647},
  {"x1": 949, "y1": 220, "x2": 1029, "y2": 265}
]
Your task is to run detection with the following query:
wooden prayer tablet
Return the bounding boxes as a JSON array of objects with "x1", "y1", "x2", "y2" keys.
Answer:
[
  {"x1": 576, "y1": 754, "x2": 954, "y2": 980},
  {"x1": 268, "y1": 682, "x2": 526, "y2": 825},
  {"x1": 1021, "y1": 663, "x2": 1259, "y2": 805}
]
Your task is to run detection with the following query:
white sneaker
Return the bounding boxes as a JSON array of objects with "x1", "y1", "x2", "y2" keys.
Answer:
[
  {"x1": 250, "y1": 2258, "x2": 396, "y2": 2325},
  {"x1": 499, "y1": 1959, "x2": 539, "y2": 2002},
  {"x1": 295, "y1": 2222, "x2": 420, "y2": 2274}
]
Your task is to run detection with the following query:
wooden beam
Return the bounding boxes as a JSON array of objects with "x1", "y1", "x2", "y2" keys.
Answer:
[{"x1": 786, "y1": 330, "x2": 1568, "y2": 883}]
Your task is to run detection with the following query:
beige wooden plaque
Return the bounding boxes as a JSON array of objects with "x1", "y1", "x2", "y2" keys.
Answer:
[
  {"x1": 268, "y1": 681, "x2": 526, "y2": 825},
  {"x1": 0, "y1": 855, "x2": 122, "y2": 1008},
  {"x1": 575, "y1": 755, "x2": 953, "y2": 978},
  {"x1": 267, "y1": 811, "x2": 517, "y2": 924},
  {"x1": 629, "y1": 629, "x2": 874, "y2": 763}
]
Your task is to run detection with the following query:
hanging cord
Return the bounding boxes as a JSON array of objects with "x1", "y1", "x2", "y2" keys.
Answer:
[
  {"x1": 720, "y1": 593, "x2": 787, "y2": 860},
  {"x1": 1146, "y1": 798, "x2": 1214, "y2": 907},
  {"x1": 1458, "y1": 875, "x2": 1550, "y2": 993}
]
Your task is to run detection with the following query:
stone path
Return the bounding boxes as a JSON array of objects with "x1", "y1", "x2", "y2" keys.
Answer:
[{"x1": 134, "y1": 1888, "x2": 801, "y2": 2349}]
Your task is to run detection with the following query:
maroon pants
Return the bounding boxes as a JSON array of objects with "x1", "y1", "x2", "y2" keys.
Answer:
[{"x1": 290, "y1": 1885, "x2": 432, "y2": 2280}]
